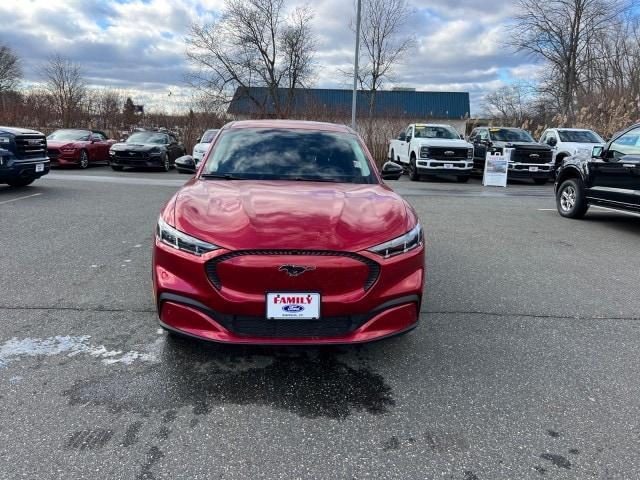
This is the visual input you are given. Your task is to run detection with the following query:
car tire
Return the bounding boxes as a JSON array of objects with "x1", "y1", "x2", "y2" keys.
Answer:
[
  {"x1": 556, "y1": 178, "x2": 589, "y2": 218},
  {"x1": 161, "y1": 153, "x2": 170, "y2": 172},
  {"x1": 456, "y1": 176, "x2": 470, "y2": 183},
  {"x1": 79, "y1": 149, "x2": 89, "y2": 169},
  {"x1": 111, "y1": 166, "x2": 124, "y2": 171},
  {"x1": 533, "y1": 178, "x2": 548, "y2": 185},
  {"x1": 7, "y1": 178, "x2": 35, "y2": 187},
  {"x1": 409, "y1": 156, "x2": 420, "y2": 181}
]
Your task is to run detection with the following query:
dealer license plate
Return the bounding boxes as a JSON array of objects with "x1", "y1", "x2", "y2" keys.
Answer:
[
  {"x1": 529, "y1": 166, "x2": 539, "y2": 172},
  {"x1": 445, "y1": 163, "x2": 454, "y2": 169},
  {"x1": 35, "y1": 163, "x2": 44, "y2": 172},
  {"x1": 266, "y1": 292, "x2": 321, "y2": 320}
]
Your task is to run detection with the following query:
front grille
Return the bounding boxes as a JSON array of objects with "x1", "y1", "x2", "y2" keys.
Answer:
[
  {"x1": 231, "y1": 316, "x2": 354, "y2": 338},
  {"x1": 429, "y1": 147, "x2": 468, "y2": 160},
  {"x1": 114, "y1": 150, "x2": 146, "y2": 160},
  {"x1": 511, "y1": 148, "x2": 552, "y2": 164},
  {"x1": 15, "y1": 134, "x2": 46, "y2": 159},
  {"x1": 205, "y1": 250, "x2": 380, "y2": 292}
]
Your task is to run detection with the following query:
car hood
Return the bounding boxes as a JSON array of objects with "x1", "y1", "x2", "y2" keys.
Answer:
[
  {"x1": 47, "y1": 140, "x2": 80, "y2": 148},
  {"x1": 0, "y1": 126, "x2": 43, "y2": 135},
  {"x1": 560, "y1": 141, "x2": 604, "y2": 152},
  {"x1": 493, "y1": 141, "x2": 552, "y2": 150},
  {"x1": 414, "y1": 138, "x2": 472, "y2": 148},
  {"x1": 193, "y1": 142, "x2": 210, "y2": 152},
  {"x1": 111, "y1": 143, "x2": 160, "y2": 151},
  {"x1": 172, "y1": 180, "x2": 413, "y2": 251}
]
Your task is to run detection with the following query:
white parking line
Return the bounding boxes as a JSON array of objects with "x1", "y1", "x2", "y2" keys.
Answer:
[
  {"x1": 537, "y1": 208, "x2": 556, "y2": 211},
  {"x1": 0, "y1": 193, "x2": 42, "y2": 205}
]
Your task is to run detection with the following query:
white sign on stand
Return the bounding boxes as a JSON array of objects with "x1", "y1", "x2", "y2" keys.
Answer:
[{"x1": 483, "y1": 148, "x2": 511, "y2": 187}]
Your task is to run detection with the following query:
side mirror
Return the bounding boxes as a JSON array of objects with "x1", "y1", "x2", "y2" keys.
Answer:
[
  {"x1": 548, "y1": 137, "x2": 557, "y2": 147},
  {"x1": 175, "y1": 155, "x2": 196, "y2": 174},
  {"x1": 196, "y1": 138, "x2": 201, "y2": 143},
  {"x1": 591, "y1": 146, "x2": 604, "y2": 159},
  {"x1": 398, "y1": 133, "x2": 406, "y2": 141},
  {"x1": 380, "y1": 161, "x2": 403, "y2": 180},
  {"x1": 406, "y1": 136, "x2": 412, "y2": 143}
]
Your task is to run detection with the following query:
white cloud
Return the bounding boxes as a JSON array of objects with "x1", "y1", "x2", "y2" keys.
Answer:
[{"x1": 0, "y1": 0, "x2": 532, "y2": 114}]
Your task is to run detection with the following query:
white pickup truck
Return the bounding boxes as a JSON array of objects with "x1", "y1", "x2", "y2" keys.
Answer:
[
  {"x1": 388, "y1": 123, "x2": 474, "y2": 182},
  {"x1": 538, "y1": 128, "x2": 605, "y2": 170}
]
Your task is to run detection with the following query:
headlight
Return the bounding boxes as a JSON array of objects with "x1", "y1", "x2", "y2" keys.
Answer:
[
  {"x1": 367, "y1": 223, "x2": 423, "y2": 258},
  {"x1": 61, "y1": 147, "x2": 75, "y2": 153},
  {"x1": 156, "y1": 218, "x2": 219, "y2": 256},
  {"x1": 467, "y1": 148, "x2": 473, "y2": 159},
  {"x1": 149, "y1": 147, "x2": 162, "y2": 155},
  {"x1": 420, "y1": 146, "x2": 429, "y2": 158},
  {"x1": 0, "y1": 136, "x2": 10, "y2": 145},
  {"x1": 109, "y1": 150, "x2": 115, "y2": 156}
]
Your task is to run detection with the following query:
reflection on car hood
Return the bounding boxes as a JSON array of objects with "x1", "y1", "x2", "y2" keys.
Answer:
[
  {"x1": 173, "y1": 180, "x2": 413, "y2": 251},
  {"x1": 414, "y1": 139, "x2": 472, "y2": 148},
  {"x1": 494, "y1": 141, "x2": 552, "y2": 150},
  {"x1": 47, "y1": 140, "x2": 80, "y2": 148}
]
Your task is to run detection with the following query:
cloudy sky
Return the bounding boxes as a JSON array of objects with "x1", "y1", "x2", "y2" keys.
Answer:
[{"x1": 0, "y1": 0, "x2": 538, "y2": 115}]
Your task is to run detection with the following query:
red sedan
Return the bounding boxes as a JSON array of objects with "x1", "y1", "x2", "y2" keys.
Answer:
[
  {"x1": 47, "y1": 129, "x2": 116, "y2": 168},
  {"x1": 153, "y1": 120, "x2": 424, "y2": 344}
]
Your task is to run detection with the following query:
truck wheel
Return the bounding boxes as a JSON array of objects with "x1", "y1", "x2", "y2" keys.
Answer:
[
  {"x1": 556, "y1": 178, "x2": 588, "y2": 218},
  {"x1": 111, "y1": 166, "x2": 124, "y2": 171},
  {"x1": 409, "y1": 157, "x2": 420, "y2": 181},
  {"x1": 79, "y1": 149, "x2": 89, "y2": 169},
  {"x1": 7, "y1": 178, "x2": 35, "y2": 187},
  {"x1": 456, "y1": 176, "x2": 470, "y2": 183}
]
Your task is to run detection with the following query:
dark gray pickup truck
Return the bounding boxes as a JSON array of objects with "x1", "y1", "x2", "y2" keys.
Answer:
[{"x1": 0, "y1": 126, "x2": 50, "y2": 187}]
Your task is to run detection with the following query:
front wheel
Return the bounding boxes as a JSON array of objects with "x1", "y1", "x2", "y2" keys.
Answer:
[
  {"x1": 409, "y1": 157, "x2": 420, "y2": 181},
  {"x1": 161, "y1": 153, "x2": 170, "y2": 172},
  {"x1": 7, "y1": 178, "x2": 35, "y2": 187},
  {"x1": 79, "y1": 150, "x2": 89, "y2": 169},
  {"x1": 533, "y1": 178, "x2": 548, "y2": 185},
  {"x1": 556, "y1": 178, "x2": 588, "y2": 218}
]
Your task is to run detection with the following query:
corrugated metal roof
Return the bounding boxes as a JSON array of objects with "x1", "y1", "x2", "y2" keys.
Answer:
[{"x1": 228, "y1": 87, "x2": 470, "y2": 119}]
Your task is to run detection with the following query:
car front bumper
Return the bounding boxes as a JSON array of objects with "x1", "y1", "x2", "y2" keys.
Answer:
[
  {"x1": 48, "y1": 149, "x2": 80, "y2": 166},
  {"x1": 416, "y1": 159, "x2": 473, "y2": 176},
  {"x1": 153, "y1": 239, "x2": 424, "y2": 344},
  {"x1": 0, "y1": 157, "x2": 50, "y2": 182},
  {"x1": 507, "y1": 163, "x2": 554, "y2": 179}
]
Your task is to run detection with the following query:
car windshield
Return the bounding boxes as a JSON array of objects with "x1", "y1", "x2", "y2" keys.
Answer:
[
  {"x1": 127, "y1": 132, "x2": 166, "y2": 144},
  {"x1": 201, "y1": 128, "x2": 376, "y2": 184},
  {"x1": 200, "y1": 129, "x2": 219, "y2": 143},
  {"x1": 47, "y1": 130, "x2": 90, "y2": 141},
  {"x1": 414, "y1": 125, "x2": 459, "y2": 139},
  {"x1": 489, "y1": 128, "x2": 534, "y2": 142},
  {"x1": 558, "y1": 130, "x2": 603, "y2": 143}
]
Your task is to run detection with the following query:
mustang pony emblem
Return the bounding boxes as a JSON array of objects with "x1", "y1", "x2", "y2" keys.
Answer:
[{"x1": 278, "y1": 265, "x2": 316, "y2": 277}]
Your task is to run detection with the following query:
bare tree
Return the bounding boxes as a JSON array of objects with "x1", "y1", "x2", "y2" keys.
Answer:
[
  {"x1": 482, "y1": 84, "x2": 533, "y2": 125},
  {"x1": 510, "y1": 0, "x2": 624, "y2": 120},
  {"x1": 353, "y1": 0, "x2": 415, "y2": 116},
  {"x1": 0, "y1": 44, "x2": 21, "y2": 93},
  {"x1": 185, "y1": 0, "x2": 316, "y2": 117},
  {"x1": 42, "y1": 54, "x2": 86, "y2": 128}
]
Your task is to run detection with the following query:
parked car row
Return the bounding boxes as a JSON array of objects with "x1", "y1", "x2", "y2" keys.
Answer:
[{"x1": 388, "y1": 123, "x2": 607, "y2": 186}]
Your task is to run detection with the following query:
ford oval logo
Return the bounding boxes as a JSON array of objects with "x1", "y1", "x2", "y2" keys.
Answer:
[
  {"x1": 283, "y1": 305, "x2": 305, "y2": 313},
  {"x1": 444, "y1": 150, "x2": 455, "y2": 156}
]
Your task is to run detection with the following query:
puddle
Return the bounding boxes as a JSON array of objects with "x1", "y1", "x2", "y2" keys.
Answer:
[{"x1": 64, "y1": 336, "x2": 395, "y2": 420}]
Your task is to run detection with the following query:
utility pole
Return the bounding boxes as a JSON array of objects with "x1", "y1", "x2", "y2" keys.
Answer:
[{"x1": 351, "y1": 0, "x2": 362, "y2": 131}]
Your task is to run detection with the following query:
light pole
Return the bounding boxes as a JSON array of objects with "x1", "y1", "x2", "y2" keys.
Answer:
[{"x1": 351, "y1": 0, "x2": 362, "y2": 131}]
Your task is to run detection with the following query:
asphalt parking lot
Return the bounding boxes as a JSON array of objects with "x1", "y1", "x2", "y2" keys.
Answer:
[{"x1": 1, "y1": 168, "x2": 640, "y2": 479}]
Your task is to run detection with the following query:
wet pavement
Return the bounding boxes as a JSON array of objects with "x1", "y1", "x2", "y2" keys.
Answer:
[{"x1": 1, "y1": 168, "x2": 640, "y2": 479}]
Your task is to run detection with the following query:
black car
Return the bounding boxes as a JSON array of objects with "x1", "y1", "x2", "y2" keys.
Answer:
[
  {"x1": 0, "y1": 126, "x2": 50, "y2": 187},
  {"x1": 468, "y1": 127, "x2": 554, "y2": 184},
  {"x1": 555, "y1": 123, "x2": 640, "y2": 218},
  {"x1": 109, "y1": 131, "x2": 186, "y2": 172}
]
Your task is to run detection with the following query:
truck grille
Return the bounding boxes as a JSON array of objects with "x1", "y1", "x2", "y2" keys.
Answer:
[
  {"x1": 429, "y1": 147, "x2": 468, "y2": 160},
  {"x1": 15, "y1": 134, "x2": 47, "y2": 159},
  {"x1": 511, "y1": 148, "x2": 552, "y2": 164}
]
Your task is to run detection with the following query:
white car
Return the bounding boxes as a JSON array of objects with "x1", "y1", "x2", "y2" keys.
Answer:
[
  {"x1": 387, "y1": 123, "x2": 474, "y2": 182},
  {"x1": 539, "y1": 128, "x2": 605, "y2": 168},
  {"x1": 192, "y1": 129, "x2": 220, "y2": 165}
]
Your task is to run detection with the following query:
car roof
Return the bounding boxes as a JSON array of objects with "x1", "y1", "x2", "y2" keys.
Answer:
[
  {"x1": 414, "y1": 123, "x2": 454, "y2": 128},
  {"x1": 225, "y1": 119, "x2": 354, "y2": 134}
]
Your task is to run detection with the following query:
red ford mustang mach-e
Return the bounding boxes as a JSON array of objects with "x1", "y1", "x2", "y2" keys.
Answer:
[{"x1": 153, "y1": 120, "x2": 424, "y2": 344}]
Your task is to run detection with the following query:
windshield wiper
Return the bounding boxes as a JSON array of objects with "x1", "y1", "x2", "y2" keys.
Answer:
[{"x1": 200, "y1": 173, "x2": 243, "y2": 180}]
